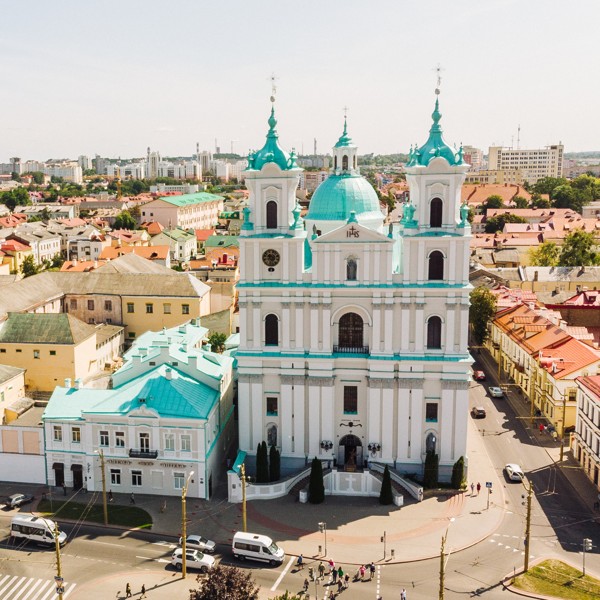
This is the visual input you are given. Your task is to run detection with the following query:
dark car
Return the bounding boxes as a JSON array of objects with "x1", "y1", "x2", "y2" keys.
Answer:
[
  {"x1": 471, "y1": 406, "x2": 486, "y2": 418},
  {"x1": 3, "y1": 493, "x2": 34, "y2": 509}
]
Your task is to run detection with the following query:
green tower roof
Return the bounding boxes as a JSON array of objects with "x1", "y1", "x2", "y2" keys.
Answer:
[
  {"x1": 247, "y1": 105, "x2": 292, "y2": 171},
  {"x1": 334, "y1": 117, "x2": 353, "y2": 148}
]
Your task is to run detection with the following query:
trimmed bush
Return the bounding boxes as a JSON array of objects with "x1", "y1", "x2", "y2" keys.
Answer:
[
  {"x1": 379, "y1": 465, "x2": 394, "y2": 505},
  {"x1": 256, "y1": 441, "x2": 269, "y2": 483},
  {"x1": 423, "y1": 450, "x2": 439, "y2": 489},
  {"x1": 451, "y1": 456, "x2": 465, "y2": 489},
  {"x1": 269, "y1": 445, "x2": 280, "y2": 482},
  {"x1": 308, "y1": 457, "x2": 325, "y2": 504}
]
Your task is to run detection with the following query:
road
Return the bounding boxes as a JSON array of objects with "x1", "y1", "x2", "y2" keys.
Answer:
[{"x1": 1, "y1": 364, "x2": 599, "y2": 599}]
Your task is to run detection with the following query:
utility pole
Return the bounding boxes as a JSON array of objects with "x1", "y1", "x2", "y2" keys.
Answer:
[
  {"x1": 559, "y1": 392, "x2": 567, "y2": 462},
  {"x1": 524, "y1": 482, "x2": 533, "y2": 573},
  {"x1": 97, "y1": 449, "x2": 108, "y2": 526},
  {"x1": 53, "y1": 521, "x2": 64, "y2": 600},
  {"x1": 181, "y1": 470, "x2": 194, "y2": 578},
  {"x1": 240, "y1": 463, "x2": 247, "y2": 533},
  {"x1": 439, "y1": 530, "x2": 447, "y2": 600}
]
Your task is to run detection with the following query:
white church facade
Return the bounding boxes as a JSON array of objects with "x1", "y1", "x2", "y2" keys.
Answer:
[{"x1": 236, "y1": 93, "x2": 472, "y2": 482}]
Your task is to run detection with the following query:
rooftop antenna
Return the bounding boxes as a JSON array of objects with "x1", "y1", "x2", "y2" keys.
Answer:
[{"x1": 517, "y1": 124, "x2": 521, "y2": 150}]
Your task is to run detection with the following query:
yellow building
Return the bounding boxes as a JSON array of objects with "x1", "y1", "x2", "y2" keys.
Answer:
[
  {"x1": 0, "y1": 364, "x2": 25, "y2": 422},
  {"x1": 0, "y1": 313, "x2": 123, "y2": 392}
]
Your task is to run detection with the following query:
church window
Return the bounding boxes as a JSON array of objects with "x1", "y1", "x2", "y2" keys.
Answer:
[
  {"x1": 343, "y1": 386, "x2": 358, "y2": 414},
  {"x1": 267, "y1": 423, "x2": 278, "y2": 447},
  {"x1": 426, "y1": 403, "x2": 438, "y2": 422},
  {"x1": 342, "y1": 155, "x2": 348, "y2": 170},
  {"x1": 346, "y1": 258, "x2": 357, "y2": 281},
  {"x1": 338, "y1": 313, "x2": 364, "y2": 350},
  {"x1": 266, "y1": 397, "x2": 278, "y2": 416},
  {"x1": 426, "y1": 432, "x2": 437, "y2": 454},
  {"x1": 266, "y1": 201, "x2": 278, "y2": 229},
  {"x1": 265, "y1": 314, "x2": 279, "y2": 346},
  {"x1": 426, "y1": 316, "x2": 442, "y2": 349},
  {"x1": 430, "y1": 197, "x2": 443, "y2": 228},
  {"x1": 428, "y1": 251, "x2": 444, "y2": 280}
]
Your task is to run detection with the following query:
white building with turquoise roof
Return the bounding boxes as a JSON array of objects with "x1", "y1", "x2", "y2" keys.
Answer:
[
  {"x1": 43, "y1": 321, "x2": 234, "y2": 498},
  {"x1": 236, "y1": 90, "x2": 472, "y2": 485}
]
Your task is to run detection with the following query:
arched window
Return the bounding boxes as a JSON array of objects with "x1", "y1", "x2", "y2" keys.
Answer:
[
  {"x1": 346, "y1": 258, "x2": 357, "y2": 281},
  {"x1": 266, "y1": 201, "x2": 278, "y2": 229},
  {"x1": 342, "y1": 155, "x2": 348, "y2": 170},
  {"x1": 430, "y1": 198, "x2": 443, "y2": 228},
  {"x1": 338, "y1": 312, "x2": 364, "y2": 349},
  {"x1": 428, "y1": 251, "x2": 444, "y2": 280},
  {"x1": 426, "y1": 316, "x2": 442, "y2": 349},
  {"x1": 267, "y1": 424, "x2": 278, "y2": 447},
  {"x1": 265, "y1": 314, "x2": 279, "y2": 346},
  {"x1": 426, "y1": 432, "x2": 437, "y2": 454}
]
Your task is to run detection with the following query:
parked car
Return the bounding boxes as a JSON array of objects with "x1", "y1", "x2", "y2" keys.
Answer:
[
  {"x1": 471, "y1": 406, "x2": 486, "y2": 418},
  {"x1": 2, "y1": 493, "x2": 34, "y2": 509},
  {"x1": 473, "y1": 370, "x2": 486, "y2": 381},
  {"x1": 489, "y1": 387, "x2": 504, "y2": 398},
  {"x1": 171, "y1": 548, "x2": 215, "y2": 573},
  {"x1": 178, "y1": 534, "x2": 216, "y2": 553},
  {"x1": 504, "y1": 464, "x2": 525, "y2": 482}
]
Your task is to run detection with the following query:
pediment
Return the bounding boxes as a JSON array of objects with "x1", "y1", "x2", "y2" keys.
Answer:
[
  {"x1": 314, "y1": 221, "x2": 392, "y2": 244},
  {"x1": 128, "y1": 404, "x2": 160, "y2": 418}
]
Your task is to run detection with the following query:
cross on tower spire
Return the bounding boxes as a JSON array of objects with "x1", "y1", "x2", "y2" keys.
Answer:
[
  {"x1": 269, "y1": 72, "x2": 279, "y2": 103},
  {"x1": 433, "y1": 63, "x2": 444, "y2": 95}
]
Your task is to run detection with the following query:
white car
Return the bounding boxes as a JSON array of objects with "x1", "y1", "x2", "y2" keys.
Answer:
[
  {"x1": 505, "y1": 463, "x2": 525, "y2": 482},
  {"x1": 171, "y1": 548, "x2": 215, "y2": 573},
  {"x1": 489, "y1": 386, "x2": 504, "y2": 398},
  {"x1": 179, "y1": 534, "x2": 216, "y2": 553}
]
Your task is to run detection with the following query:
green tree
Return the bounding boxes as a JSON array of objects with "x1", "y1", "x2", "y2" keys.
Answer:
[
  {"x1": 23, "y1": 171, "x2": 44, "y2": 185},
  {"x1": 481, "y1": 195, "x2": 504, "y2": 212},
  {"x1": 48, "y1": 254, "x2": 65, "y2": 270},
  {"x1": 189, "y1": 564, "x2": 259, "y2": 600},
  {"x1": 269, "y1": 444, "x2": 280, "y2": 482},
  {"x1": 379, "y1": 465, "x2": 394, "y2": 505},
  {"x1": 308, "y1": 457, "x2": 325, "y2": 504},
  {"x1": 528, "y1": 241, "x2": 560, "y2": 266},
  {"x1": 513, "y1": 196, "x2": 529, "y2": 209},
  {"x1": 484, "y1": 213, "x2": 527, "y2": 233},
  {"x1": 469, "y1": 287, "x2": 497, "y2": 345},
  {"x1": 451, "y1": 456, "x2": 465, "y2": 490},
  {"x1": 256, "y1": 441, "x2": 269, "y2": 483},
  {"x1": 423, "y1": 450, "x2": 439, "y2": 489},
  {"x1": 208, "y1": 332, "x2": 227, "y2": 353},
  {"x1": 559, "y1": 229, "x2": 600, "y2": 267},
  {"x1": 1, "y1": 187, "x2": 31, "y2": 211},
  {"x1": 129, "y1": 203, "x2": 142, "y2": 219},
  {"x1": 20, "y1": 255, "x2": 40, "y2": 278},
  {"x1": 551, "y1": 184, "x2": 579, "y2": 211},
  {"x1": 530, "y1": 193, "x2": 551, "y2": 209},
  {"x1": 113, "y1": 210, "x2": 136, "y2": 230},
  {"x1": 532, "y1": 176, "x2": 568, "y2": 196},
  {"x1": 11, "y1": 171, "x2": 21, "y2": 182}
]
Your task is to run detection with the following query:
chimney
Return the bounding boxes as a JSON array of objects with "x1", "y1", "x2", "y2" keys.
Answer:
[
  {"x1": 64, "y1": 378, "x2": 72, "y2": 388},
  {"x1": 74, "y1": 378, "x2": 82, "y2": 389},
  {"x1": 165, "y1": 367, "x2": 172, "y2": 380}
]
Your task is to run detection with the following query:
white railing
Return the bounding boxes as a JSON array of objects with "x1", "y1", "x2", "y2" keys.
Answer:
[
  {"x1": 227, "y1": 465, "x2": 311, "y2": 503},
  {"x1": 369, "y1": 462, "x2": 423, "y2": 501}
]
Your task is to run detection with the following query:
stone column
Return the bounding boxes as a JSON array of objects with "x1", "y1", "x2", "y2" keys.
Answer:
[
  {"x1": 281, "y1": 380, "x2": 294, "y2": 455},
  {"x1": 252, "y1": 302, "x2": 261, "y2": 350},
  {"x1": 383, "y1": 298, "x2": 394, "y2": 354},
  {"x1": 282, "y1": 301, "x2": 291, "y2": 349},
  {"x1": 400, "y1": 297, "x2": 411, "y2": 352},
  {"x1": 445, "y1": 297, "x2": 456, "y2": 353},
  {"x1": 295, "y1": 299, "x2": 304, "y2": 350},
  {"x1": 415, "y1": 301, "x2": 425, "y2": 352},
  {"x1": 372, "y1": 296, "x2": 382, "y2": 353},
  {"x1": 309, "y1": 297, "x2": 320, "y2": 353},
  {"x1": 322, "y1": 298, "x2": 332, "y2": 352},
  {"x1": 409, "y1": 384, "x2": 424, "y2": 459}
]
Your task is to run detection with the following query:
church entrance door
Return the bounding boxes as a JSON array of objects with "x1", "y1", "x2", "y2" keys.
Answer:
[{"x1": 338, "y1": 435, "x2": 363, "y2": 471}]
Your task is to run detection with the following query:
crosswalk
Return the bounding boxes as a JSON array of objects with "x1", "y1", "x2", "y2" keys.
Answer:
[{"x1": 0, "y1": 574, "x2": 77, "y2": 600}]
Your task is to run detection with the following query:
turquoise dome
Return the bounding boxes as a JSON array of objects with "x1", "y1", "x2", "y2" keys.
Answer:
[
  {"x1": 306, "y1": 174, "x2": 382, "y2": 221},
  {"x1": 247, "y1": 106, "x2": 293, "y2": 172},
  {"x1": 407, "y1": 97, "x2": 465, "y2": 168}
]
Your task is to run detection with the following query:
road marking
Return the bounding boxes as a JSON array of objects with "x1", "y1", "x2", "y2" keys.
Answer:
[
  {"x1": 0, "y1": 576, "x2": 22, "y2": 597},
  {"x1": 21, "y1": 578, "x2": 46, "y2": 600},
  {"x1": 271, "y1": 556, "x2": 294, "y2": 592},
  {"x1": 0, "y1": 576, "x2": 76, "y2": 600}
]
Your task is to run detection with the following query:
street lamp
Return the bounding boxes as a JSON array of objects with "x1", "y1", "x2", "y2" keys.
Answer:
[
  {"x1": 94, "y1": 449, "x2": 108, "y2": 526},
  {"x1": 318, "y1": 521, "x2": 327, "y2": 557},
  {"x1": 439, "y1": 518, "x2": 455, "y2": 600},
  {"x1": 181, "y1": 470, "x2": 194, "y2": 579}
]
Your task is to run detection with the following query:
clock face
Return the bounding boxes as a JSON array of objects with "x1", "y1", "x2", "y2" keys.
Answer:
[{"x1": 262, "y1": 249, "x2": 281, "y2": 267}]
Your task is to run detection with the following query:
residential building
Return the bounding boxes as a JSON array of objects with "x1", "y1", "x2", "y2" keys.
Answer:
[
  {"x1": 43, "y1": 323, "x2": 235, "y2": 498},
  {"x1": 0, "y1": 240, "x2": 33, "y2": 272},
  {"x1": 149, "y1": 184, "x2": 200, "y2": 194},
  {"x1": 150, "y1": 228, "x2": 197, "y2": 263},
  {"x1": 14, "y1": 204, "x2": 77, "y2": 220},
  {"x1": 573, "y1": 376, "x2": 600, "y2": 489},
  {"x1": 462, "y1": 145, "x2": 484, "y2": 170},
  {"x1": 140, "y1": 192, "x2": 224, "y2": 230},
  {"x1": 236, "y1": 95, "x2": 471, "y2": 482},
  {"x1": 0, "y1": 312, "x2": 123, "y2": 392},
  {"x1": 78, "y1": 155, "x2": 92, "y2": 171},
  {"x1": 0, "y1": 364, "x2": 25, "y2": 421},
  {"x1": 99, "y1": 244, "x2": 171, "y2": 267},
  {"x1": 487, "y1": 144, "x2": 564, "y2": 184},
  {"x1": 299, "y1": 170, "x2": 329, "y2": 192},
  {"x1": 8, "y1": 228, "x2": 62, "y2": 265},
  {"x1": 464, "y1": 169, "x2": 524, "y2": 185}
]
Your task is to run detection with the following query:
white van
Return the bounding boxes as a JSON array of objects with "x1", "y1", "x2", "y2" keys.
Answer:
[
  {"x1": 10, "y1": 514, "x2": 67, "y2": 547},
  {"x1": 232, "y1": 532, "x2": 285, "y2": 566}
]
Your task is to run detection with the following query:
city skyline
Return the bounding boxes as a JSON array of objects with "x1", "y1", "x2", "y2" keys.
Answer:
[{"x1": 1, "y1": 0, "x2": 598, "y2": 161}]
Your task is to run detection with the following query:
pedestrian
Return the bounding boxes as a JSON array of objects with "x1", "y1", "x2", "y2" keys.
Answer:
[
  {"x1": 108, "y1": 490, "x2": 113, "y2": 503},
  {"x1": 337, "y1": 579, "x2": 343, "y2": 594},
  {"x1": 130, "y1": 492, "x2": 135, "y2": 504},
  {"x1": 329, "y1": 558, "x2": 335, "y2": 573},
  {"x1": 125, "y1": 582, "x2": 132, "y2": 598},
  {"x1": 476, "y1": 482, "x2": 481, "y2": 495},
  {"x1": 318, "y1": 561, "x2": 325, "y2": 580},
  {"x1": 337, "y1": 566, "x2": 343, "y2": 582},
  {"x1": 63, "y1": 484, "x2": 67, "y2": 496},
  {"x1": 344, "y1": 573, "x2": 350, "y2": 588},
  {"x1": 470, "y1": 482, "x2": 475, "y2": 496},
  {"x1": 332, "y1": 567, "x2": 338, "y2": 583},
  {"x1": 303, "y1": 578, "x2": 309, "y2": 593},
  {"x1": 296, "y1": 554, "x2": 304, "y2": 570},
  {"x1": 370, "y1": 562, "x2": 376, "y2": 580},
  {"x1": 539, "y1": 423, "x2": 544, "y2": 435},
  {"x1": 360, "y1": 564, "x2": 365, "y2": 580},
  {"x1": 140, "y1": 583, "x2": 146, "y2": 598},
  {"x1": 308, "y1": 566, "x2": 314, "y2": 581},
  {"x1": 401, "y1": 587, "x2": 407, "y2": 600}
]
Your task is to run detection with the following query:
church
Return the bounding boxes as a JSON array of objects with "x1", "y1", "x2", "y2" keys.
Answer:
[{"x1": 236, "y1": 91, "x2": 472, "y2": 483}]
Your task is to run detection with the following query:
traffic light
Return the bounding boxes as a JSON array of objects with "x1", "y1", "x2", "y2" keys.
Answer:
[{"x1": 584, "y1": 538, "x2": 593, "y2": 552}]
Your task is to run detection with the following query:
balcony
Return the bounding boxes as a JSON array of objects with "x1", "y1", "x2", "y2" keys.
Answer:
[
  {"x1": 129, "y1": 448, "x2": 159, "y2": 459},
  {"x1": 333, "y1": 345, "x2": 370, "y2": 355}
]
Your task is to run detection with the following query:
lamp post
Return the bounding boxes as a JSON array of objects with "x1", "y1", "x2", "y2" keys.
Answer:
[
  {"x1": 318, "y1": 522, "x2": 327, "y2": 557},
  {"x1": 438, "y1": 518, "x2": 455, "y2": 600},
  {"x1": 523, "y1": 481, "x2": 533, "y2": 573},
  {"x1": 240, "y1": 463, "x2": 248, "y2": 533},
  {"x1": 94, "y1": 449, "x2": 108, "y2": 526},
  {"x1": 181, "y1": 470, "x2": 194, "y2": 579},
  {"x1": 559, "y1": 391, "x2": 567, "y2": 462}
]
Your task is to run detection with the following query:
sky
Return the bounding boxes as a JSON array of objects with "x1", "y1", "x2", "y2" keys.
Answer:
[{"x1": 0, "y1": 0, "x2": 598, "y2": 162}]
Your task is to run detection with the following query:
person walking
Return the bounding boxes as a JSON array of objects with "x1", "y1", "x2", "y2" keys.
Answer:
[
  {"x1": 63, "y1": 484, "x2": 67, "y2": 496},
  {"x1": 332, "y1": 567, "x2": 338, "y2": 583},
  {"x1": 337, "y1": 566, "x2": 343, "y2": 583},
  {"x1": 125, "y1": 583, "x2": 132, "y2": 598},
  {"x1": 140, "y1": 583, "x2": 146, "y2": 598},
  {"x1": 400, "y1": 588, "x2": 407, "y2": 600},
  {"x1": 337, "y1": 579, "x2": 343, "y2": 594},
  {"x1": 344, "y1": 573, "x2": 350, "y2": 588},
  {"x1": 130, "y1": 492, "x2": 135, "y2": 504},
  {"x1": 318, "y1": 561, "x2": 325, "y2": 580},
  {"x1": 360, "y1": 564, "x2": 366, "y2": 580},
  {"x1": 108, "y1": 490, "x2": 113, "y2": 503},
  {"x1": 476, "y1": 482, "x2": 481, "y2": 495},
  {"x1": 369, "y1": 562, "x2": 376, "y2": 580},
  {"x1": 296, "y1": 554, "x2": 304, "y2": 570},
  {"x1": 470, "y1": 482, "x2": 475, "y2": 496},
  {"x1": 329, "y1": 559, "x2": 335, "y2": 573}
]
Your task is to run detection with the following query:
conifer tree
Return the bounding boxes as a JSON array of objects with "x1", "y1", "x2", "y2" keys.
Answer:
[
  {"x1": 423, "y1": 450, "x2": 439, "y2": 489},
  {"x1": 256, "y1": 441, "x2": 269, "y2": 483},
  {"x1": 308, "y1": 457, "x2": 325, "y2": 504},
  {"x1": 379, "y1": 465, "x2": 394, "y2": 505},
  {"x1": 451, "y1": 456, "x2": 465, "y2": 489},
  {"x1": 269, "y1": 444, "x2": 280, "y2": 482}
]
